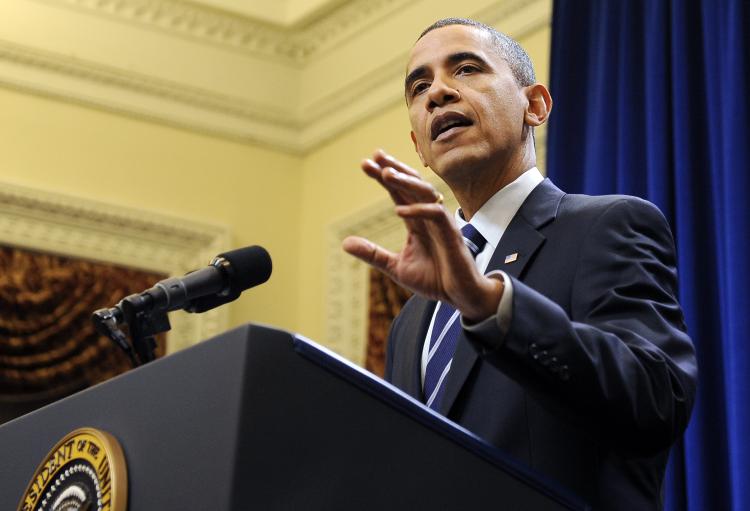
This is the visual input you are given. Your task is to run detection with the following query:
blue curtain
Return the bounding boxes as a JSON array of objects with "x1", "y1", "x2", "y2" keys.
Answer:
[{"x1": 547, "y1": 1, "x2": 749, "y2": 510}]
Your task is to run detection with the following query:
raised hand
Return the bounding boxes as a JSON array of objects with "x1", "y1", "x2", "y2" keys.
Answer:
[{"x1": 342, "y1": 149, "x2": 502, "y2": 323}]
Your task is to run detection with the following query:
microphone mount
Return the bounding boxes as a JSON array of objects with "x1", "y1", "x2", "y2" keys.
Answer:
[
  {"x1": 93, "y1": 294, "x2": 170, "y2": 367},
  {"x1": 92, "y1": 306, "x2": 138, "y2": 367}
]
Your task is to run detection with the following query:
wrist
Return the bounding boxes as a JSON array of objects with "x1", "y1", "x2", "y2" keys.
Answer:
[{"x1": 460, "y1": 275, "x2": 504, "y2": 324}]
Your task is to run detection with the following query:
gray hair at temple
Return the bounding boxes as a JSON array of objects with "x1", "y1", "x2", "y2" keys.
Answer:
[{"x1": 418, "y1": 18, "x2": 536, "y2": 88}]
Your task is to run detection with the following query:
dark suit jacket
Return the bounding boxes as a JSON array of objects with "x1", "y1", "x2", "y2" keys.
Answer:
[{"x1": 384, "y1": 179, "x2": 697, "y2": 510}]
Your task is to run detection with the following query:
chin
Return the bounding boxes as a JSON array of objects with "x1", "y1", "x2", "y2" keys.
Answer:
[{"x1": 430, "y1": 147, "x2": 487, "y2": 184}]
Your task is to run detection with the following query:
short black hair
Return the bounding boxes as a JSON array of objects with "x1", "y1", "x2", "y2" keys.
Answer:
[{"x1": 418, "y1": 18, "x2": 536, "y2": 87}]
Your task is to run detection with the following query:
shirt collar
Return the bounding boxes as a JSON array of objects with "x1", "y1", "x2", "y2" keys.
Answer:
[{"x1": 455, "y1": 167, "x2": 544, "y2": 251}]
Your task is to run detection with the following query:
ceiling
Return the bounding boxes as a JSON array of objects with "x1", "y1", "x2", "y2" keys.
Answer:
[{"x1": 189, "y1": 0, "x2": 349, "y2": 27}]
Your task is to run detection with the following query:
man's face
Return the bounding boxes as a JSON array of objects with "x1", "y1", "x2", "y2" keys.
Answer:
[{"x1": 405, "y1": 25, "x2": 529, "y2": 181}]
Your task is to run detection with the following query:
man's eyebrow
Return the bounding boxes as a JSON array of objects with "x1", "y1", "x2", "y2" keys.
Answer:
[
  {"x1": 446, "y1": 51, "x2": 489, "y2": 67},
  {"x1": 404, "y1": 51, "x2": 490, "y2": 95}
]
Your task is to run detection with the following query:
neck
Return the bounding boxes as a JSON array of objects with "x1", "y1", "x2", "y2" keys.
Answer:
[{"x1": 449, "y1": 144, "x2": 536, "y2": 221}]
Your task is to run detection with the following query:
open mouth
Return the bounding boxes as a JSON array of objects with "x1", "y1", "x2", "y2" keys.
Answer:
[{"x1": 431, "y1": 112, "x2": 473, "y2": 141}]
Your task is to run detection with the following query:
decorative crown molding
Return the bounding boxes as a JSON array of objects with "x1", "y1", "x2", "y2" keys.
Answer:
[
  {"x1": 3, "y1": 0, "x2": 551, "y2": 153},
  {"x1": 0, "y1": 180, "x2": 231, "y2": 353},
  {"x1": 0, "y1": 37, "x2": 301, "y2": 150},
  {"x1": 0, "y1": 39, "x2": 295, "y2": 126},
  {"x1": 41, "y1": 0, "x2": 412, "y2": 64}
]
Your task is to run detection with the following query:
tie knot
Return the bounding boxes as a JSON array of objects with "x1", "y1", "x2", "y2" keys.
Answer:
[{"x1": 460, "y1": 223, "x2": 487, "y2": 258}]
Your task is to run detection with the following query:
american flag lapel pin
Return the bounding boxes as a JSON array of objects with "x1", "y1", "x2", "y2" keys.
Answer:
[{"x1": 504, "y1": 253, "x2": 519, "y2": 264}]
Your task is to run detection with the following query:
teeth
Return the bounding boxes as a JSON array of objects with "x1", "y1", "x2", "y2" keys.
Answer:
[
  {"x1": 432, "y1": 115, "x2": 470, "y2": 140},
  {"x1": 440, "y1": 120, "x2": 463, "y2": 135}
]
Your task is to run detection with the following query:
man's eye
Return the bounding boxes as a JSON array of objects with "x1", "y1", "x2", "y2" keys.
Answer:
[
  {"x1": 412, "y1": 82, "x2": 430, "y2": 96},
  {"x1": 457, "y1": 64, "x2": 480, "y2": 75}
]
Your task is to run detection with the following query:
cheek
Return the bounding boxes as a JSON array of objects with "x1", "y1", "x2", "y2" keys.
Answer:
[
  {"x1": 409, "y1": 113, "x2": 429, "y2": 141},
  {"x1": 484, "y1": 96, "x2": 525, "y2": 134}
]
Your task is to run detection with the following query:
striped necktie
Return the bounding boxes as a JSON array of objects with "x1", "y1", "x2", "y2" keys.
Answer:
[{"x1": 423, "y1": 223, "x2": 487, "y2": 410}]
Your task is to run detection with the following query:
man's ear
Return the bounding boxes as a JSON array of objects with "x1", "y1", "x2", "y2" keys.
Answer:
[
  {"x1": 410, "y1": 131, "x2": 428, "y2": 167},
  {"x1": 524, "y1": 84, "x2": 553, "y2": 127}
]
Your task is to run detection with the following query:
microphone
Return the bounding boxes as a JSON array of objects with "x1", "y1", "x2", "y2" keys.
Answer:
[
  {"x1": 184, "y1": 245, "x2": 272, "y2": 313},
  {"x1": 94, "y1": 245, "x2": 272, "y2": 321},
  {"x1": 92, "y1": 245, "x2": 271, "y2": 366},
  {"x1": 138, "y1": 245, "x2": 271, "y2": 314}
]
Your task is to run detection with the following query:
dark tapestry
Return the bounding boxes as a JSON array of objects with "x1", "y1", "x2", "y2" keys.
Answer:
[
  {"x1": 0, "y1": 245, "x2": 166, "y2": 422},
  {"x1": 366, "y1": 268, "x2": 412, "y2": 378}
]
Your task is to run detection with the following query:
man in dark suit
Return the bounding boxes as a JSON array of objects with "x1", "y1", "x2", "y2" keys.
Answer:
[{"x1": 343, "y1": 18, "x2": 697, "y2": 510}]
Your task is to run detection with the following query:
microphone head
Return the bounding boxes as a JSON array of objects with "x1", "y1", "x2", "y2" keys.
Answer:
[
  {"x1": 185, "y1": 245, "x2": 272, "y2": 313},
  {"x1": 219, "y1": 245, "x2": 272, "y2": 292}
]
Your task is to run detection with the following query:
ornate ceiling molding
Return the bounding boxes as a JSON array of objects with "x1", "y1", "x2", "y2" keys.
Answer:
[
  {"x1": 0, "y1": 180, "x2": 231, "y2": 353},
  {"x1": 0, "y1": 39, "x2": 294, "y2": 126},
  {"x1": 0, "y1": 37, "x2": 300, "y2": 150},
  {"x1": 3, "y1": 0, "x2": 552, "y2": 154},
  {"x1": 40, "y1": 0, "x2": 411, "y2": 64}
]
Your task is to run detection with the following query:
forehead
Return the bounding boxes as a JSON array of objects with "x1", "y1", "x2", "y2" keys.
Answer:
[{"x1": 407, "y1": 25, "x2": 497, "y2": 72}]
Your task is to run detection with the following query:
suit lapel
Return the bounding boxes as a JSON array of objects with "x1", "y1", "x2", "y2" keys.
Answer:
[
  {"x1": 392, "y1": 296, "x2": 435, "y2": 400},
  {"x1": 437, "y1": 179, "x2": 564, "y2": 416}
]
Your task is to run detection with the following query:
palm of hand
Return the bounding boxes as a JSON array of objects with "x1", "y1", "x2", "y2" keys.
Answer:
[{"x1": 342, "y1": 149, "x2": 502, "y2": 321}]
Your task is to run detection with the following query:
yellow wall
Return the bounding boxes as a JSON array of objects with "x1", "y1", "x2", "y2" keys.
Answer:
[
  {"x1": 0, "y1": 87, "x2": 303, "y2": 332},
  {"x1": 297, "y1": 103, "x2": 417, "y2": 343},
  {"x1": 0, "y1": 19, "x2": 550, "y2": 356}
]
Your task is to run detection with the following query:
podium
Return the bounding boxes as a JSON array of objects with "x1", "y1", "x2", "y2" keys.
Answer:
[{"x1": 0, "y1": 324, "x2": 588, "y2": 510}]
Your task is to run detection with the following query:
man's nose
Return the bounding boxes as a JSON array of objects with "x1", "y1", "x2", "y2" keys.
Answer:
[{"x1": 427, "y1": 77, "x2": 460, "y2": 110}]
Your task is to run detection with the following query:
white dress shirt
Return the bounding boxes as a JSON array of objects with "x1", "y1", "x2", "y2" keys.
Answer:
[{"x1": 420, "y1": 167, "x2": 544, "y2": 385}]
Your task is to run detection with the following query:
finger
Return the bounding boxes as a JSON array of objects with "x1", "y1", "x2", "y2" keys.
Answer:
[
  {"x1": 361, "y1": 158, "x2": 384, "y2": 180},
  {"x1": 373, "y1": 149, "x2": 421, "y2": 178},
  {"x1": 361, "y1": 158, "x2": 411, "y2": 205},
  {"x1": 395, "y1": 204, "x2": 466, "y2": 251},
  {"x1": 342, "y1": 236, "x2": 398, "y2": 275},
  {"x1": 363, "y1": 151, "x2": 428, "y2": 207},
  {"x1": 395, "y1": 203, "x2": 450, "y2": 220},
  {"x1": 382, "y1": 167, "x2": 443, "y2": 204}
]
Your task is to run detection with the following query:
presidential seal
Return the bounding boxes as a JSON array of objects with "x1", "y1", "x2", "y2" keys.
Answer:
[{"x1": 17, "y1": 428, "x2": 127, "y2": 511}]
